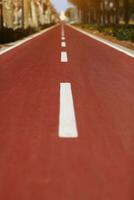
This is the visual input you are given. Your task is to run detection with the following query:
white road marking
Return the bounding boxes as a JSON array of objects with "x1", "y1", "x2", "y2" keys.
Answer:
[
  {"x1": 61, "y1": 41, "x2": 66, "y2": 47},
  {"x1": 68, "y1": 24, "x2": 134, "y2": 58},
  {"x1": 61, "y1": 24, "x2": 65, "y2": 36},
  {"x1": 62, "y1": 36, "x2": 65, "y2": 40},
  {"x1": 61, "y1": 52, "x2": 68, "y2": 62},
  {"x1": 59, "y1": 83, "x2": 78, "y2": 138}
]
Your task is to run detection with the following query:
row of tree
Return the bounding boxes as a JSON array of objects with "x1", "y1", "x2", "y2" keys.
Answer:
[{"x1": 68, "y1": 0, "x2": 134, "y2": 25}]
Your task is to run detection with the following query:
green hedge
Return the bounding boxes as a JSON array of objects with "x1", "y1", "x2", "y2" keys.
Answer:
[
  {"x1": 74, "y1": 23, "x2": 134, "y2": 42},
  {"x1": 0, "y1": 27, "x2": 37, "y2": 44},
  {"x1": 0, "y1": 23, "x2": 55, "y2": 44},
  {"x1": 113, "y1": 27, "x2": 134, "y2": 41}
]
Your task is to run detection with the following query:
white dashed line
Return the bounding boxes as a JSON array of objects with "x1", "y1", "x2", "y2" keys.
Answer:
[
  {"x1": 61, "y1": 31, "x2": 65, "y2": 37},
  {"x1": 61, "y1": 24, "x2": 65, "y2": 36},
  {"x1": 61, "y1": 41, "x2": 66, "y2": 47},
  {"x1": 59, "y1": 83, "x2": 78, "y2": 138},
  {"x1": 61, "y1": 51, "x2": 68, "y2": 62},
  {"x1": 61, "y1": 36, "x2": 65, "y2": 40}
]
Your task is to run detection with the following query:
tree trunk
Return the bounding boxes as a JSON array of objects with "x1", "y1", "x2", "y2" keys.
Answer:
[
  {"x1": 82, "y1": 7, "x2": 89, "y2": 23},
  {"x1": 115, "y1": 0, "x2": 119, "y2": 25},
  {"x1": 124, "y1": 0, "x2": 129, "y2": 25},
  {"x1": 0, "y1": 2, "x2": 3, "y2": 30},
  {"x1": 102, "y1": 0, "x2": 106, "y2": 25},
  {"x1": 96, "y1": 6, "x2": 101, "y2": 25}
]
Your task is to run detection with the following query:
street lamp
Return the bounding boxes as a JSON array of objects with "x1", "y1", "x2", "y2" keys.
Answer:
[{"x1": 0, "y1": 0, "x2": 3, "y2": 30}]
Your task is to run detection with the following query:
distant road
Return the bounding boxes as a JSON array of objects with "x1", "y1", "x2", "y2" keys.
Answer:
[{"x1": 0, "y1": 24, "x2": 133, "y2": 200}]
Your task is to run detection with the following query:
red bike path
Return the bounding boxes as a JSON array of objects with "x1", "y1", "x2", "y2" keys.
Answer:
[{"x1": 0, "y1": 24, "x2": 133, "y2": 200}]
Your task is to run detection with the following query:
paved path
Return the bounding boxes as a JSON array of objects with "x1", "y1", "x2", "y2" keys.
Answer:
[{"x1": 0, "y1": 24, "x2": 133, "y2": 200}]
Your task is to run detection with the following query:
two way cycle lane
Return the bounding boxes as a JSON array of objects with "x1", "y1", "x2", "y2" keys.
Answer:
[{"x1": 0, "y1": 23, "x2": 133, "y2": 200}]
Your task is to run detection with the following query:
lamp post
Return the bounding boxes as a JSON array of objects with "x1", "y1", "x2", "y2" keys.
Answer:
[{"x1": 0, "y1": 0, "x2": 3, "y2": 30}]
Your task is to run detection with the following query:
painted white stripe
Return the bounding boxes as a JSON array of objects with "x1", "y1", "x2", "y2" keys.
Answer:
[
  {"x1": 59, "y1": 83, "x2": 78, "y2": 138},
  {"x1": 62, "y1": 36, "x2": 65, "y2": 40},
  {"x1": 0, "y1": 24, "x2": 59, "y2": 56},
  {"x1": 68, "y1": 24, "x2": 134, "y2": 58},
  {"x1": 61, "y1": 41, "x2": 66, "y2": 47},
  {"x1": 61, "y1": 52, "x2": 68, "y2": 62},
  {"x1": 61, "y1": 24, "x2": 65, "y2": 36}
]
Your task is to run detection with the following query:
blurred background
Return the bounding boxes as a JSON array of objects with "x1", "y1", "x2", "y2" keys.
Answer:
[
  {"x1": 0, "y1": 0, "x2": 134, "y2": 44},
  {"x1": 66, "y1": 0, "x2": 134, "y2": 25}
]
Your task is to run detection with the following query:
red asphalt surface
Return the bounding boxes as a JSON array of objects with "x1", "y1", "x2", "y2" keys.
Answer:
[{"x1": 0, "y1": 24, "x2": 134, "y2": 200}]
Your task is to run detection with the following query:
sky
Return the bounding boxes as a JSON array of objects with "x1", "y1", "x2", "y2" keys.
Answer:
[{"x1": 51, "y1": 0, "x2": 71, "y2": 12}]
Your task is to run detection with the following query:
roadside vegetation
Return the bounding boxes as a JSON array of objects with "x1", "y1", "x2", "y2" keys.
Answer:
[
  {"x1": 0, "y1": 24, "x2": 55, "y2": 44},
  {"x1": 67, "y1": 0, "x2": 134, "y2": 42},
  {"x1": 74, "y1": 23, "x2": 134, "y2": 41}
]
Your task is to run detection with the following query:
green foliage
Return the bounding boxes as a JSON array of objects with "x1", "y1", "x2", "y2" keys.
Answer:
[
  {"x1": 77, "y1": 23, "x2": 134, "y2": 42},
  {"x1": 113, "y1": 27, "x2": 134, "y2": 41},
  {"x1": 0, "y1": 24, "x2": 54, "y2": 44},
  {"x1": 0, "y1": 27, "x2": 37, "y2": 43},
  {"x1": 101, "y1": 26, "x2": 134, "y2": 41}
]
